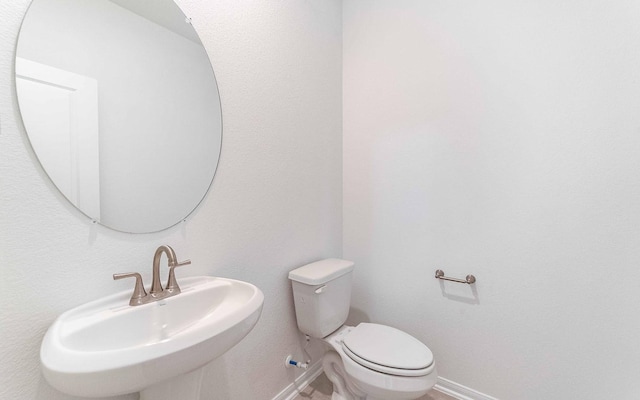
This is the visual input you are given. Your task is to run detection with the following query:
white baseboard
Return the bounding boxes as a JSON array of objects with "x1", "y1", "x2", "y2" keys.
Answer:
[
  {"x1": 271, "y1": 366, "x2": 497, "y2": 400},
  {"x1": 434, "y1": 376, "x2": 498, "y2": 400},
  {"x1": 272, "y1": 361, "x2": 324, "y2": 400}
]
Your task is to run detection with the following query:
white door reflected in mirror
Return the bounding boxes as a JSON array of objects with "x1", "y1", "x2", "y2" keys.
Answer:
[
  {"x1": 17, "y1": 58, "x2": 101, "y2": 219},
  {"x1": 15, "y1": 0, "x2": 222, "y2": 233}
]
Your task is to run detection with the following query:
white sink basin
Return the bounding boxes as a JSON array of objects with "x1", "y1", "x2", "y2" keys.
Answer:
[{"x1": 41, "y1": 276, "x2": 264, "y2": 398}]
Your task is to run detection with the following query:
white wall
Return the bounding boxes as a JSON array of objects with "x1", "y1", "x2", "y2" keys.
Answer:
[
  {"x1": 343, "y1": 1, "x2": 640, "y2": 399},
  {"x1": 0, "y1": 0, "x2": 342, "y2": 399}
]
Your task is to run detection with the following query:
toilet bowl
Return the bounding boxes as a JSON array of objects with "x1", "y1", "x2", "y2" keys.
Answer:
[
  {"x1": 322, "y1": 325, "x2": 437, "y2": 400},
  {"x1": 289, "y1": 259, "x2": 437, "y2": 400}
]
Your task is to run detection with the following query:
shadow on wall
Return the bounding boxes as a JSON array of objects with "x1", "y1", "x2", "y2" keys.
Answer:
[
  {"x1": 438, "y1": 281, "x2": 480, "y2": 305},
  {"x1": 199, "y1": 354, "x2": 233, "y2": 399},
  {"x1": 346, "y1": 307, "x2": 371, "y2": 327}
]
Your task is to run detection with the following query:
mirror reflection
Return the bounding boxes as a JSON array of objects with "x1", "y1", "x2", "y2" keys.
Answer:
[{"x1": 16, "y1": 0, "x2": 222, "y2": 233}]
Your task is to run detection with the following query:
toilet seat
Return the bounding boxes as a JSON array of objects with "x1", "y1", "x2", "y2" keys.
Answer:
[{"x1": 341, "y1": 323, "x2": 434, "y2": 377}]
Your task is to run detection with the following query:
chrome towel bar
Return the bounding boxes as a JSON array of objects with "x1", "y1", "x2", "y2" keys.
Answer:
[{"x1": 435, "y1": 269, "x2": 476, "y2": 284}]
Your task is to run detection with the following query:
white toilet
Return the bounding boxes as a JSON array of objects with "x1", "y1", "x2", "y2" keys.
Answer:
[{"x1": 289, "y1": 259, "x2": 437, "y2": 400}]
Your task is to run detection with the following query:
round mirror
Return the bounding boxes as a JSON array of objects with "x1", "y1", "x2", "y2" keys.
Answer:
[{"x1": 15, "y1": 0, "x2": 222, "y2": 233}]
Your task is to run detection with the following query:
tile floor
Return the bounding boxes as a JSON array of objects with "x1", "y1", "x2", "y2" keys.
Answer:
[{"x1": 293, "y1": 373, "x2": 455, "y2": 400}]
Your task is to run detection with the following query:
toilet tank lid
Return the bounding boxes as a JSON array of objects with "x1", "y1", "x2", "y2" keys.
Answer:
[{"x1": 288, "y1": 258, "x2": 355, "y2": 285}]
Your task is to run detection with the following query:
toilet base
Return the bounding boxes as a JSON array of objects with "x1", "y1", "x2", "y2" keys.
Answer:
[{"x1": 323, "y1": 350, "x2": 366, "y2": 400}]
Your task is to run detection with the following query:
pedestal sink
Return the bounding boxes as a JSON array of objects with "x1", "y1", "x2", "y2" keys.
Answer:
[{"x1": 40, "y1": 276, "x2": 264, "y2": 398}]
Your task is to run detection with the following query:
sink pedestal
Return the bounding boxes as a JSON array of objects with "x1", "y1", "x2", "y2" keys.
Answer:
[{"x1": 140, "y1": 368, "x2": 205, "y2": 400}]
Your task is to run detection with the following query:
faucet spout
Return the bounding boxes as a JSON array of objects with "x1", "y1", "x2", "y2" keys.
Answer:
[
  {"x1": 150, "y1": 245, "x2": 178, "y2": 295},
  {"x1": 114, "y1": 245, "x2": 190, "y2": 306}
]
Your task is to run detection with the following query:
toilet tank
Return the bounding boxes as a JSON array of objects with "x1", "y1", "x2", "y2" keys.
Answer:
[{"x1": 288, "y1": 259, "x2": 354, "y2": 338}]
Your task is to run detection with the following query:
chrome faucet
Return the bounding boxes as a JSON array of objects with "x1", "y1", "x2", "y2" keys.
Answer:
[{"x1": 113, "y1": 245, "x2": 191, "y2": 306}]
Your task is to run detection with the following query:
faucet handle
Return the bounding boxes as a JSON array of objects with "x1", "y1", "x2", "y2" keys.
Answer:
[
  {"x1": 173, "y1": 259, "x2": 192, "y2": 268},
  {"x1": 113, "y1": 272, "x2": 148, "y2": 306},
  {"x1": 165, "y1": 259, "x2": 191, "y2": 294}
]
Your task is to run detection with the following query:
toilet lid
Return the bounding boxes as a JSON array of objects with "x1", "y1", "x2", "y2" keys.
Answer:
[{"x1": 342, "y1": 323, "x2": 434, "y2": 376}]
